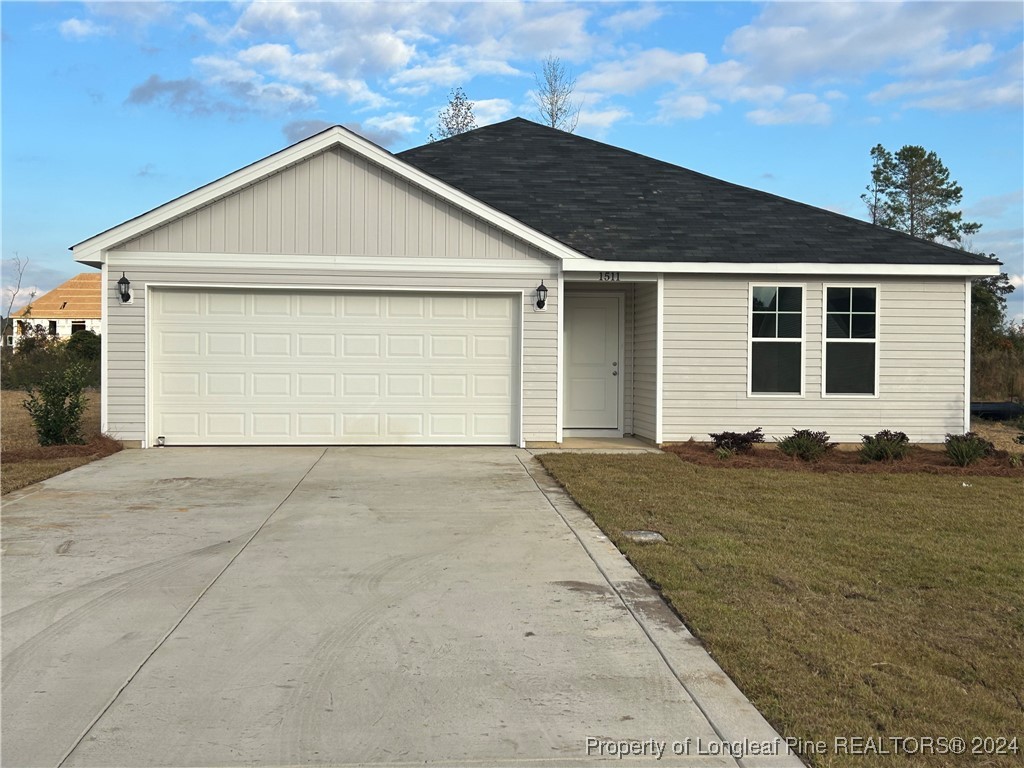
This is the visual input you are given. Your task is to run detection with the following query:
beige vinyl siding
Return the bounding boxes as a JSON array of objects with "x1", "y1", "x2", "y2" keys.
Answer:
[
  {"x1": 662, "y1": 276, "x2": 967, "y2": 443},
  {"x1": 104, "y1": 269, "x2": 557, "y2": 445},
  {"x1": 115, "y1": 147, "x2": 546, "y2": 262},
  {"x1": 631, "y1": 283, "x2": 658, "y2": 440}
]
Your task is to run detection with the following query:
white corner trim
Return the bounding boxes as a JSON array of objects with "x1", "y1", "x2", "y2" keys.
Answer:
[
  {"x1": 100, "y1": 264, "x2": 108, "y2": 435},
  {"x1": 556, "y1": 276, "x2": 564, "y2": 444},
  {"x1": 964, "y1": 278, "x2": 972, "y2": 433},
  {"x1": 73, "y1": 127, "x2": 587, "y2": 265},
  {"x1": 562, "y1": 260, "x2": 1000, "y2": 277},
  {"x1": 655, "y1": 276, "x2": 664, "y2": 444}
]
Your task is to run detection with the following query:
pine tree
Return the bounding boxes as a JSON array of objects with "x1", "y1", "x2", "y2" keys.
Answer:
[{"x1": 861, "y1": 143, "x2": 980, "y2": 244}]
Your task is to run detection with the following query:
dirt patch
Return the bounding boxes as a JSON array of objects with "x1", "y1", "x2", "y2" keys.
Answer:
[
  {"x1": 971, "y1": 417, "x2": 1024, "y2": 453},
  {"x1": 664, "y1": 436, "x2": 1023, "y2": 476},
  {"x1": 1, "y1": 389, "x2": 121, "y2": 494}
]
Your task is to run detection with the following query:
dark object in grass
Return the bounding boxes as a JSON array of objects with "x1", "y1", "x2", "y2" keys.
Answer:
[
  {"x1": 860, "y1": 430, "x2": 911, "y2": 462},
  {"x1": 944, "y1": 433, "x2": 995, "y2": 467},
  {"x1": 1014, "y1": 433, "x2": 1024, "y2": 445},
  {"x1": 969, "y1": 401, "x2": 1024, "y2": 421},
  {"x1": 708, "y1": 427, "x2": 764, "y2": 454},
  {"x1": 778, "y1": 429, "x2": 836, "y2": 462}
]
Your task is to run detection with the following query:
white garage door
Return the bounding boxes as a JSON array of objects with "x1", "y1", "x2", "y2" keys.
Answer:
[{"x1": 150, "y1": 289, "x2": 519, "y2": 445}]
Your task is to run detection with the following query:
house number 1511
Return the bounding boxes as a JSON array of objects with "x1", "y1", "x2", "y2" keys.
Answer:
[{"x1": 598, "y1": 272, "x2": 621, "y2": 282}]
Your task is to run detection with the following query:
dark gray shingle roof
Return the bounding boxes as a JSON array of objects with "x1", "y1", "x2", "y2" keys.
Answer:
[{"x1": 398, "y1": 118, "x2": 994, "y2": 267}]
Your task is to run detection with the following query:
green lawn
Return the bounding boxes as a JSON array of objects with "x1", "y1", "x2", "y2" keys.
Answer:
[{"x1": 538, "y1": 453, "x2": 1024, "y2": 768}]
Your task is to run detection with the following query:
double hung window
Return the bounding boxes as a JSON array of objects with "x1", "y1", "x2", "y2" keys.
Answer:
[
  {"x1": 750, "y1": 285, "x2": 803, "y2": 395},
  {"x1": 824, "y1": 286, "x2": 877, "y2": 396}
]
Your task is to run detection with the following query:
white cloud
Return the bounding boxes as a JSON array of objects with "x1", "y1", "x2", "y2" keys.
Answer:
[
  {"x1": 896, "y1": 43, "x2": 995, "y2": 77},
  {"x1": 1009, "y1": 274, "x2": 1024, "y2": 289},
  {"x1": 364, "y1": 112, "x2": 419, "y2": 135},
  {"x1": 699, "y1": 61, "x2": 785, "y2": 104},
  {"x1": 602, "y1": 6, "x2": 663, "y2": 33},
  {"x1": 59, "y1": 18, "x2": 110, "y2": 40},
  {"x1": 472, "y1": 98, "x2": 513, "y2": 126},
  {"x1": 869, "y1": 72, "x2": 1023, "y2": 112},
  {"x1": 235, "y1": 43, "x2": 388, "y2": 107},
  {"x1": 747, "y1": 94, "x2": 831, "y2": 126},
  {"x1": 721, "y1": 2, "x2": 1022, "y2": 119},
  {"x1": 86, "y1": 1, "x2": 175, "y2": 28},
  {"x1": 578, "y1": 49, "x2": 707, "y2": 94},
  {"x1": 657, "y1": 93, "x2": 720, "y2": 121},
  {"x1": 576, "y1": 106, "x2": 630, "y2": 132},
  {"x1": 194, "y1": 55, "x2": 317, "y2": 112}
]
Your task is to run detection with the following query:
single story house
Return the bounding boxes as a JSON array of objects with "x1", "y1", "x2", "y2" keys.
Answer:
[
  {"x1": 71, "y1": 118, "x2": 998, "y2": 448},
  {"x1": 12, "y1": 272, "x2": 102, "y2": 343}
]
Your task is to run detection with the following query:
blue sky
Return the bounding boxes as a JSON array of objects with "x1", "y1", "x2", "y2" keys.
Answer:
[{"x1": 3, "y1": 1, "x2": 1022, "y2": 320}]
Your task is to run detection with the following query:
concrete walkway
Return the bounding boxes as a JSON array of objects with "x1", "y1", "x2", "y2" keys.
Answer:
[{"x1": 2, "y1": 448, "x2": 801, "y2": 767}]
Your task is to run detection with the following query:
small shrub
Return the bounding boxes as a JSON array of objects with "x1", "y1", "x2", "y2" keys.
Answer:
[
  {"x1": 1010, "y1": 454, "x2": 1022, "y2": 468},
  {"x1": 944, "y1": 433, "x2": 995, "y2": 467},
  {"x1": 714, "y1": 446, "x2": 733, "y2": 460},
  {"x1": 22, "y1": 363, "x2": 90, "y2": 445},
  {"x1": 708, "y1": 427, "x2": 764, "y2": 454},
  {"x1": 860, "y1": 430, "x2": 911, "y2": 462},
  {"x1": 777, "y1": 429, "x2": 836, "y2": 462}
]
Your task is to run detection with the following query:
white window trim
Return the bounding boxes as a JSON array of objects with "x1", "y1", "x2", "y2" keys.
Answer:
[
  {"x1": 821, "y1": 283, "x2": 881, "y2": 399},
  {"x1": 746, "y1": 282, "x2": 806, "y2": 398}
]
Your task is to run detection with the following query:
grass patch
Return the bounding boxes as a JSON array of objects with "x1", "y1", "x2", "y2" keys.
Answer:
[
  {"x1": 538, "y1": 453, "x2": 1024, "y2": 767},
  {"x1": 1, "y1": 389, "x2": 121, "y2": 495}
]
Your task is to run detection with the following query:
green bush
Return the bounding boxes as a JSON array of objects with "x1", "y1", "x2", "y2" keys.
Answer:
[
  {"x1": 777, "y1": 429, "x2": 836, "y2": 462},
  {"x1": 22, "y1": 363, "x2": 90, "y2": 445},
  {"x1": 860, "y1": 430, "x2": 911, "y2": 462},
  {"x1": 944, "y1": 433, "x2": 995, "y2": 467},
  {"x1": 708, "y1": 427, "x2": 764, "y2": 454}
]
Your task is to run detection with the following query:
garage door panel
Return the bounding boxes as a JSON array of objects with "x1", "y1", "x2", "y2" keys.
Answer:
[{"x1": 151, "y1": 290, "x2": 518, "y2": 445}]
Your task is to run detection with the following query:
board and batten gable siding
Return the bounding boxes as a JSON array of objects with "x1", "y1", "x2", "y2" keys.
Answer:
[
  {"x1": 114, "y1": 147, "x2": 549, "y2": 262},
  {"x1": 661, "y1": 276, "x2": 967, "y2": 443}
]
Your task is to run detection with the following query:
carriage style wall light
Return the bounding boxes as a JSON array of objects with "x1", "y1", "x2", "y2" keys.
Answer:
[
  {"x1": 535, "y1": 280, "x2": 548, "y2": 311},
  {"x1": 117, "y1": 272, "x2": 132, "y2": 304}
]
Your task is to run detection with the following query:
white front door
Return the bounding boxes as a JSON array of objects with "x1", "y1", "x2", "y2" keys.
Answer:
[{"x1": 565, "y1": 295, "x2": 621, "y2": 430}]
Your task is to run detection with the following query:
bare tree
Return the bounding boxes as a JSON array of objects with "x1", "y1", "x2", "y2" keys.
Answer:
[
  {"x1": 428, "y1": 87, "x2": 477, "y2": 142},
  {"x1": 533, "y1": 55, "x2": 581, "y2": 132},
  {"x1": 3, "y1": 254, "x2": 34, "y2": 319},
  {"x1": 2, "y1": 254, "x2": 34, "y2": 349}
]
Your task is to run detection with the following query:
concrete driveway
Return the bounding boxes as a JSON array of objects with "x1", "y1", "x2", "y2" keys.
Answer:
[{"x1": 2, "y1": 448, "x2": 800, "y2": 768}]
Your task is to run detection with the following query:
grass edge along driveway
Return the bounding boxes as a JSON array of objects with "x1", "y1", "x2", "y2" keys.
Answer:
[{"x1": 538, "y1": 453, "x2": 1023, "y2": 768}]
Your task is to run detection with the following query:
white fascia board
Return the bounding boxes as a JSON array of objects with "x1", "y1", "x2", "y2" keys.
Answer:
[
  {"x1": 73, "y1": 126, "x2": 586, "y2": 265},
  {"x1": 562, "y1": 260, "x2": 1000, "y2": 277},
  {"x1": 108, "y1": 252, "x2": 558, "y2": 275}
]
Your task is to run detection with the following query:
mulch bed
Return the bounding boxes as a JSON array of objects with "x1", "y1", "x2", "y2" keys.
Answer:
[
  {"x1": 2, "y1": 434, "x2": 122, "y2": 464},
  {"x1": 664, "y1": 440, "x2": 1024, "y2": 477}
]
